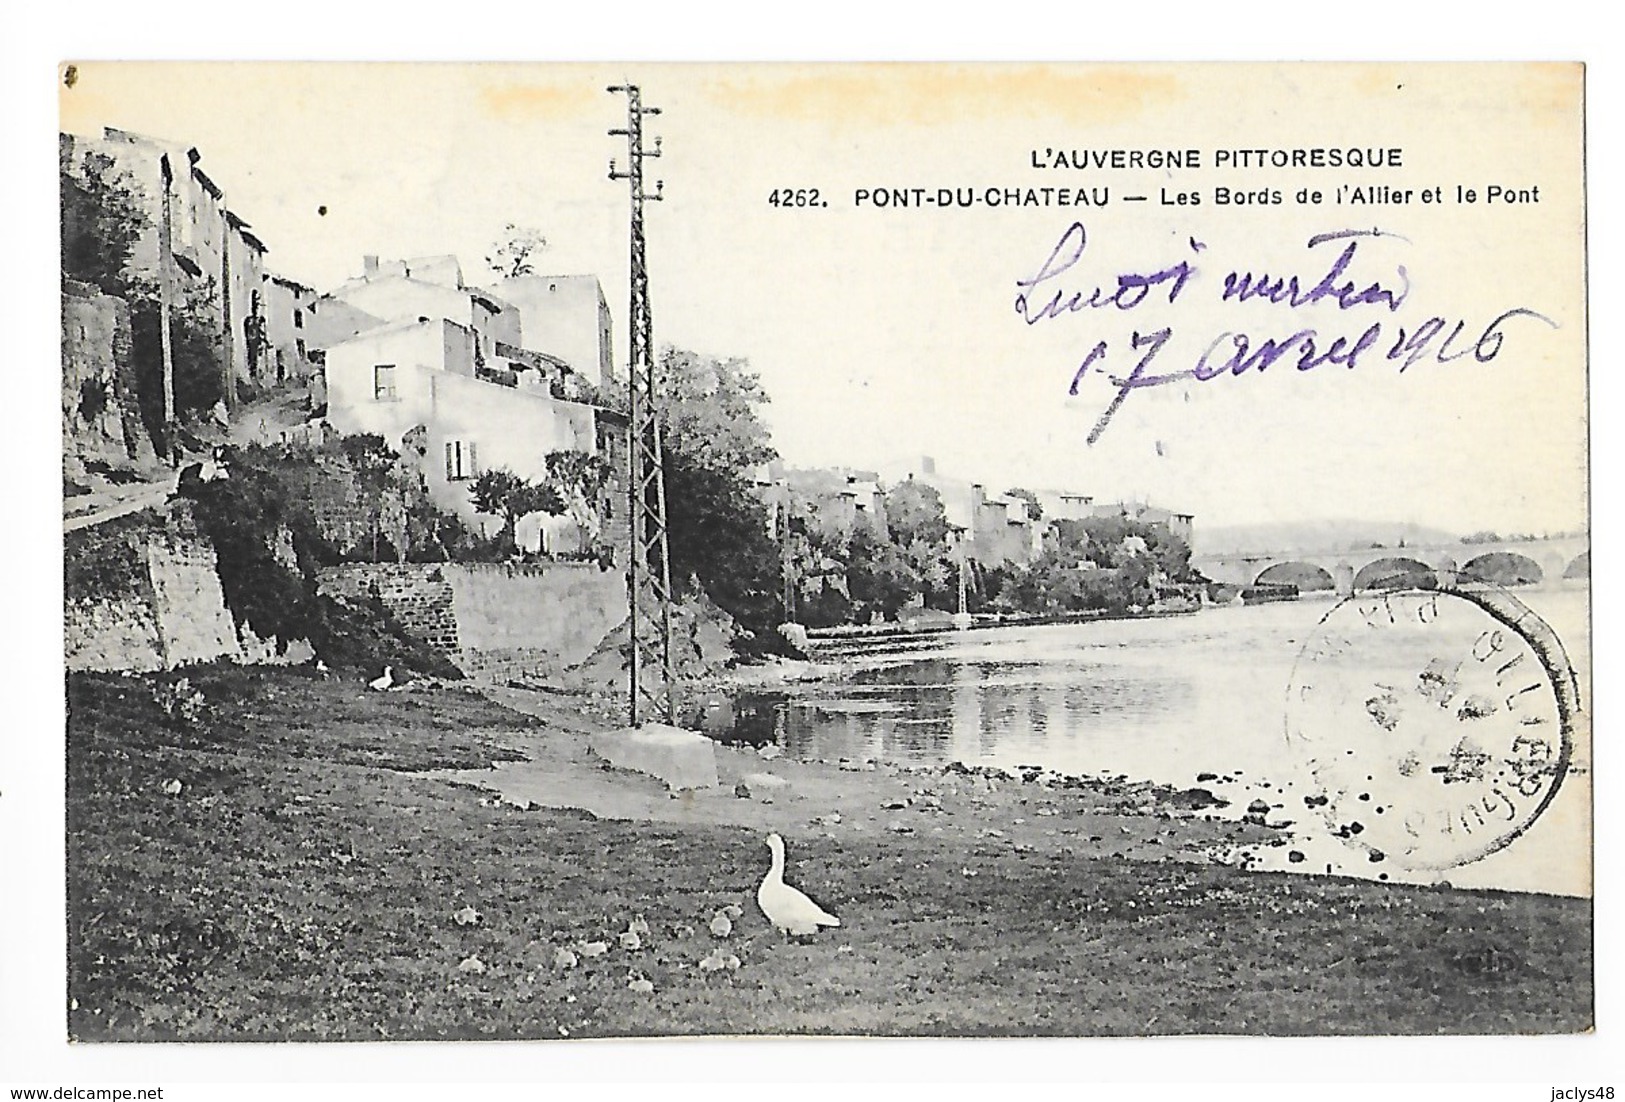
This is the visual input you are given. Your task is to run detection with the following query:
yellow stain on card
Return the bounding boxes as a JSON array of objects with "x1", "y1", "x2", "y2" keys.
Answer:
[
  {"x1": 58, "y1": 62, "x2": 120, "y2": 133},
  {"x1": 705, "y1": 64, "x2": 1182, "y2": 127},
  {"x1": 478, "y1": 81, "x2": 596, "y2": 121},
  {"x1": 1508, "y1": 62, "x2": 1584, "y2": 115}
]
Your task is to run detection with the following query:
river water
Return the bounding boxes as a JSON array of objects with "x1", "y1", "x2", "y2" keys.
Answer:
[{"x1": 733, "y1": 582, "x2": 1592, "y2": 897}]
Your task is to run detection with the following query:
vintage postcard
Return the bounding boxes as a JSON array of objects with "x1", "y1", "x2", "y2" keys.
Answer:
[{"x1": 55, "y1": 61, "x2": 1589, "y2": 1045}]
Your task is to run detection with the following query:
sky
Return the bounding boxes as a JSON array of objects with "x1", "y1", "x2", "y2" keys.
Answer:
[{"x1": 58, "y1": 62, "x2": 1589, "y2": 539}]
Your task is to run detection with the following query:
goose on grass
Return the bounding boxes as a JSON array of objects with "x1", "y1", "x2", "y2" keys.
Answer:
[{"x1": 757, "y1": 832, "x2": 841, "y2": 937}]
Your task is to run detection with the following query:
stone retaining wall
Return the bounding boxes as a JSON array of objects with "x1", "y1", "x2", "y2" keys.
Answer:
[
  {"x1": 316, "y1": 563, "x2": 459, "y2": 652},
  {"x1": 65, "y1": 506, "x2": 312, "y2": 671},
  {"x1": 316, "y1": 560, "x2": 624, "y2": 680}
]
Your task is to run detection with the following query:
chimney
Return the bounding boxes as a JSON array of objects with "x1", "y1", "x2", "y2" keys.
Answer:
[{"x1": 363, "y1": 255, "x2": 379, "y2": 277}]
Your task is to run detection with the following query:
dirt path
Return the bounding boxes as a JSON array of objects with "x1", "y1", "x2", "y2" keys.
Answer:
[{"x1": 63, "y1": 481, "x2": 174, "y2": 532}]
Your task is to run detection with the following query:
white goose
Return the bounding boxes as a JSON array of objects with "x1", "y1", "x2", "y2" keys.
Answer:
[
  {"x1": 757, "y1": 832, "x2": 841, "y2": 937},
  {"x1": 368, "y1": 666, "x2": 394, "y2": 691}
]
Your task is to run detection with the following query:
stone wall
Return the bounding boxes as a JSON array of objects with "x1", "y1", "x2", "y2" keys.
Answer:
[
  {"x1": 272, "y1": 450, "x2": 408, "y2": 561},
  {"x1": 315, "y1": 560, "x2": 625, "y2": 681},
  {"x1": 64, "y1": 518, "x2": 166, "y2": 672},
  {"x1": 61, "y1": 282, "x2": 155, "y2": 479},
  {"x1": 143, "y1": 524, "x2": 242, "y2": 667},
  {"x1": 316, "y1": 564, "x2": 459, "y2": 652},
  {"x1": 260, "y1": 434, "x2": 461, "y2": 564},
  {"x1": 65, "y1": 505, "x2": 312, "y2": 672},
  {"x1": 447, "y1": 562, "x2": 624, "y2": 678}
]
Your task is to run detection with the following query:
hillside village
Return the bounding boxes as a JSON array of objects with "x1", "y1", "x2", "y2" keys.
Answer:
[{"x1": 61, "y1": 125, "x2": 1205, "y2": 684}]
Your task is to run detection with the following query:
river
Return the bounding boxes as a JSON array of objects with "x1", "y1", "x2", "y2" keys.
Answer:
[{"x1": 733, "y1": 582, "x2": 1592, "y2": 897}]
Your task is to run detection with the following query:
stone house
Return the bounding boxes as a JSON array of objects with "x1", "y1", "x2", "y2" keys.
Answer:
[
  {"x1": 60, "y1": 127, "x2": 273, "y2": 407},
  {"x1": 262, "y1": 274, "x2": 318, "y2": 386}
]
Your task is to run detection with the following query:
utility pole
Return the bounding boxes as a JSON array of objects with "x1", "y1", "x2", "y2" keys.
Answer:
[
  {"x1": 608, "y1": 83, "x2": 676, "y2": 726},
  {"x1": 158, "y1": 153, "x2": 176, "y2": 465}
]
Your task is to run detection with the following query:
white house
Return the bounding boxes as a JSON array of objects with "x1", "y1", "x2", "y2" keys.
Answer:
[
  {"x1": 323, "y1": 316, "x2": 600, "y2": 552},
  {"x1": 488, "y1": 275, "x2": 614, "y2": 390},
  {"x1": 324, "y1": 274, "x2": 519, "y2": 357}
]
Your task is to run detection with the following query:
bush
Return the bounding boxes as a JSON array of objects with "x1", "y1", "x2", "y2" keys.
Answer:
[
  {"x1": 179, "y1": 448, "x2": 460, "y2": 679},
  {"x1": 796, "y1": 581, "x2": 852, "y2": 630}
]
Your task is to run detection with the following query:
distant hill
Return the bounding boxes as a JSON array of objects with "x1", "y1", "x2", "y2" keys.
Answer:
[{"x1": 1192, "y1": 520, "x2": 1462, "y2": 557}]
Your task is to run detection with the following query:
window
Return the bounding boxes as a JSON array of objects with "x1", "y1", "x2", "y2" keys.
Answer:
[
  {"x1": 373, "y1": 364, "x2": 397, "y2": 400},
  {"x1": 445, "y1": 440, "x2": 478, "y2": 481},
  {"x1": 293, "y1": 308, "x2": 304, "y2": 329}
]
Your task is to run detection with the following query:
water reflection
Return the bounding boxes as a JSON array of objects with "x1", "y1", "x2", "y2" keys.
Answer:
[
  {"x1": 736, "y1": 654, "x2": 1197, "y2": 769},
  {"x1": 729, "y1": 582, "x2": 1591, "y2": 896}
]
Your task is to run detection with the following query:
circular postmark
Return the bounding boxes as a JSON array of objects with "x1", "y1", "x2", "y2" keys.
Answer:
[{"x1": 1285, "y1": 585, "x2": 1579, "y2": 872}]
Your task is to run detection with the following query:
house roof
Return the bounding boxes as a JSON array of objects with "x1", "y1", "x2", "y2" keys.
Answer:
[
  {"x1": 191, "y1": 165, "x2": 223, "y2": 199},
  {"x1": 320, "y1": 315, "x2": 446, "y2": 349},
  {"x1": 98, "y1": 127, "x2": 197, "y2": 165},
  {"x1": 494, "y1": 341, "x2": 571, "y2": 372},
  {"x1": 402, "y1": 254, "x2": 461, "y2": 275},
  {"x1": 326, "y1": 273, "x2": 513, "y2": 317},
  {"x1": 268, "y1": 273, "x2": 314, "y2": 294}
]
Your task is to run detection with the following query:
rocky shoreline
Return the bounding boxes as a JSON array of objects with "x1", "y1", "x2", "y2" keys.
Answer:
[{"x1": 454, "y1": 683, "x2": 1282, "y2": 873}]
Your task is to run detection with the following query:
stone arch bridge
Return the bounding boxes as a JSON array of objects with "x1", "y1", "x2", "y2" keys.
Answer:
[{"x1": 1192, "y1": 535, "x2": 1589, "y2": 595}]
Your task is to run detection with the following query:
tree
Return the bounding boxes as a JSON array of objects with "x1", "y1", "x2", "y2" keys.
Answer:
[
  {"x1": 61, "y1": 150, "x2": 147, "y2": 297},
  {"x1": 844, "y1": 480, "x2": 954, "y2": 614},
  {"x1": 543, "y1": 449, "x2": 614, "y2": 553},
  {"x1": 468, "y1": 468, "x2": 564, "y2": 552},
  {"x1": 649, "y1": 346, "x2": 787, "y2": 647},
  {"x1": 663, "y1": 447, "x2": 783, "y2": 645},
  {"x1": 656, "y1": 347, "x2": 777, "y2": 472},
  {"x1": 1013, "y1": 515, "x2": 1198, "y2": 614},
  {"x1": 339, "y1": 434, "x2": 398, "y2": 561},
  {"x1": 883, "y1": 481, "x2": 951, "y2": 547},
  {"x1": 844, "y1": 522, "x2": 917, "y2": 621},
  {"x1": 486, "y1": 224, "x2": 549, "y2": 279}
]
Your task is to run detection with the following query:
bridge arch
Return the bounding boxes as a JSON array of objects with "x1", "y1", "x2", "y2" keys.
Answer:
[
  {"x1": 1254, "y1": 562, "x2": 1336, "y2": 591},
  {"x1": 1354, "y1": 556, "x2": 1435, "y2": 592},
  {"x1": 1460, "y1": 551, "x2": 1544, "y2": 587},
  {"x1": 1564, "y1": 550, "x2": 1590, "y2": 580}
]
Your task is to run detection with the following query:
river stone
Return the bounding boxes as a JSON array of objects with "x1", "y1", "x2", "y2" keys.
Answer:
[{"x1": 588, "y1": 723, "x2": 719, "y2": 791}]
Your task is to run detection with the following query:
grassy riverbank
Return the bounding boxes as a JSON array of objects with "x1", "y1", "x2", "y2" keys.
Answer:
[{"x1": 66, "y1": 667, "x2": 1592, "y2": 1040}]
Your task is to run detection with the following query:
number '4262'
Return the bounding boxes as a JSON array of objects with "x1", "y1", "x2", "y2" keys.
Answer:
[{"x1": 769, "y1": 188, "x2": 825, "y2": 208}]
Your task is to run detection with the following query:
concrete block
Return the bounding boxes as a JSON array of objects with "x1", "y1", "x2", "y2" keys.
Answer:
[{"x1": 588, "y1": 723, "x2": 719, "y2": 791}]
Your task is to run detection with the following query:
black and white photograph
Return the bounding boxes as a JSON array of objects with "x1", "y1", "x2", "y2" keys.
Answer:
[{"x1": 8, "y1": 40, "x2": 1616, "y2": 1094}]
